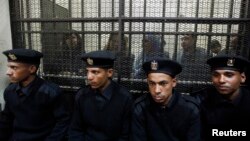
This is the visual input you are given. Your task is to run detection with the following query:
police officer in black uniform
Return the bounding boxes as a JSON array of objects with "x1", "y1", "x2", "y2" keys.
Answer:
[
  {"x1": 191, "y1": 55, "x2": 250, "y2": 141},
  {"x1": 0, "y1": 49, "x2": 70, "y2": 141},
  {"x1": 131, "y1": 58, "x2": 201, "y2": 141},
  {"x1": 68, "y1": 50, "x2": 133, "y2": 141}
]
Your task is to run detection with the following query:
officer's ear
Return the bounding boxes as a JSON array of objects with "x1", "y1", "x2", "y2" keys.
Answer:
[
  {"x1": 240, "y1": 72, "x2": 246, "y2": 84},
  {"x1": 107, "y1": 68, "x2": 114, "y2": 78},
  {"x1": 28, "y1": 64, "x2": 38, "y2": 74},
  {"x1": 172, "y1": 77, "x2": 177, "y2": 88}
]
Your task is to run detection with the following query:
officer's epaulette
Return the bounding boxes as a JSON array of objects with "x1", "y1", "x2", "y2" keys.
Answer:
[
  {"x1": 134, "y1": 94, "x2": 148, "y2": 106},
  {"x1": 190, "y1": 85, "x2": 213, "y2": 97},
  {"x1": 182, "y1": 94, "x2": 199, "y2": 108},
  {"x1": 74, "y1": 85, "x2": 89, "y2": 101}
]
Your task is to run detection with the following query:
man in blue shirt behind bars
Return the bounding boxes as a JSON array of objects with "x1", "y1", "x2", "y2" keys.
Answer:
[{"x1": 0, "y1": 48, "x2": 70, "y2": 141}]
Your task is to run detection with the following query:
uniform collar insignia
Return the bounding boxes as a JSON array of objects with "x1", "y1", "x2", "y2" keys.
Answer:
[
  {"x1": 151, "y1": 60, "x2": 158, "y2": 70},
  {"x1": 87, "y1": 58, "x2": 94, "y2": 65},
  {"x1": 8, "y1": 53, "x2": 17, "y2": 60},
  {"x1": 227, "y1": 58, "x2": 234, "y2": 67}
]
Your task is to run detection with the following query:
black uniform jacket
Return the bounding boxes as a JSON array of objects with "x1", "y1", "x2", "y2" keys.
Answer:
[
  {"x1": 131, "y1": 91, "x2": 201, "y2": 141},
  {"x1": 0, "y1": 76, "x2": 70, "y2": 141},
  {"x1": 192, "y1": 86, "x2": 250, "y2": 140},
  {"x1": 68, "y1": 80, "x2": 133, "y2": 141}
]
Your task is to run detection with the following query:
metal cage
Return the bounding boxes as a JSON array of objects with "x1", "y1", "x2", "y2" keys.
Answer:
[{"x1": 9, "y1": 0, "x2": 250, "y2": 97}]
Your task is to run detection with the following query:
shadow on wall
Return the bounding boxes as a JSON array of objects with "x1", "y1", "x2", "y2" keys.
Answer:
[
  {"x1": 0, "y1": 46, "x2": 10, "y2": 111},
  {"x1": 0, "y1": 77, "x2": 9, "y2": 111},
  {"x1": 0, "y1": 0, "x2": 12, "y2": 111}
]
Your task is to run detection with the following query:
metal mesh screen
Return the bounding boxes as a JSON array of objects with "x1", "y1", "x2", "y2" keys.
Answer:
[{"x1": 9, "y1": 0, "x2": 250, "y2": 95}]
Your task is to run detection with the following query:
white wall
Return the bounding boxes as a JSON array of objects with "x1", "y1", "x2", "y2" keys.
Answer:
[{"x1": 0, "y1": 0, "x2": 12, "y2": 110}]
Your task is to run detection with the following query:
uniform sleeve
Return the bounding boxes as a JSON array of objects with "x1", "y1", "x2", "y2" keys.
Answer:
[
  {"x1": 186, "y1": 105, "x2": 201, "y2": 141},
  {"x1": 0, "y1": 91, "x2": 14, "y2": 140},
  {"x1": 118, "y1": 96, "x2": 133, "y2": 141},
  {"x1": 68, "y1": 93, "x2": 85, "y2": 141},
  {"x1": 45, "y1": 89, "x2": 71, "y2": 141},
  {"x1": 131, "y1": 103, "x2": 147, "y2": 141}
]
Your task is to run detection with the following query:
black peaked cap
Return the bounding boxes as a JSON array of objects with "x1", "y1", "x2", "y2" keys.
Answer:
[
  {"x1": 207, "y1": 55, "x2": 250, "y2": 72},
  {"x1": 81, "y1": 50, "x2": 116, "y2": 68},
  {"x1": 143, "y1": 58, "x2": 182, "y2": 77},
  {"x1": 3, "y1": 48, "x2": 43, "y2": 65}
]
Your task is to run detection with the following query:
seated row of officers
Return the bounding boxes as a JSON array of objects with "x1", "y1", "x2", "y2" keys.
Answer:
[{"x1": 0, "y1": 48, "x2": 249, "y2": 141}]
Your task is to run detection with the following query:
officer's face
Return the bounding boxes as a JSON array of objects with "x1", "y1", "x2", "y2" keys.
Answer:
[
  {"x1": 211, "y1": 69, "x2": 246, "y2": 96},
  {"x1": 6, "y1": 62, "x2": 36, "y2": 85},
  {"x1": 86, "y1": 67, "x2": 113, "y2": 91},
  {"x1": 147, "y1": 73, "x2": 177, "y2": 106}
]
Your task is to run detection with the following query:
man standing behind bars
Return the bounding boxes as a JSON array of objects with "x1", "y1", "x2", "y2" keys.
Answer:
[
  {"x1": 68, "y1": 50, "x2": 133, "y2": 141},
  {"x1": 131, "y1": 58, "x2": 201, "y2": 141},
  {"x1": 0, "y1": 48, "x2": 70, "y2": 141},
  {"x1": 175, "y1": 32, "x2": 209, "y2": 83}
]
